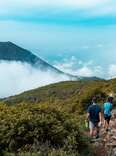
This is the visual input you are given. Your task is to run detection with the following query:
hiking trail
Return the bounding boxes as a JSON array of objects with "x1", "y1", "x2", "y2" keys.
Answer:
[{"x1": 91, "y1": 109, "x2": 116, "y2": 156}]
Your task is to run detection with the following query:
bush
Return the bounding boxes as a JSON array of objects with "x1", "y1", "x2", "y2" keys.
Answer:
[{"x1": 0, "y1": 103, "x2": 92, "y2": 155}]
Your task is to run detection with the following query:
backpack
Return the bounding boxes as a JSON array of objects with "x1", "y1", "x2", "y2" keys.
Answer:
[{"x1": 103, "y1": 102, "x2": 112, "y2": 116}]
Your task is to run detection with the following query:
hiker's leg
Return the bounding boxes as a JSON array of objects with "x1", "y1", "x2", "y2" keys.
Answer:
[
  {"x1": 90, "y1": 128, "x2": 94, "y2": 137},
  {"x1": 107, "y1": 116, "x2": 111, "y2": 125},
  {"x1": 93, "y1": 128, "x2": 96, "y2": 136},
  {"x1": 96, "y1": 124, "x2": 100, "y2": 138},
  {"x1": 104, "y1": 115, "x2": 109, "y2": 130},
  {"x1": 94, "y1": 123, "x2": 99, "y2": 138},
  {"x1": 106, "y1": 117, "x2": 111, "y2": 130},
  {"x1": 104, "y1": 120, "x2": 107, "y2": 128},
  {"x1": 89, "y1": 121, "x2": 94, "y2": 137},
  {"x1": 91, "y1": 124, "x2": 98, "y2": 137},
  {"x1": 105, "y1": 119, "x2": 109, "y2": 131},
  {"x1": 103, "y1": 119, "x2": 106, "y2": 128}
]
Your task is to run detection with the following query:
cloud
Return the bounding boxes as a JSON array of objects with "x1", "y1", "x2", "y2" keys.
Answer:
[
  {"x1": 0, "y1": 61, "x2": 70, "y2": 98},
  {"x1": 77, "y1": 67, "x2": 94, "y2": 77},
  {"x1": 54, "y1": 56, "x2": 116, "y2": 79},
  {"x1": 108, "y1": 64, "x2": 116, "y2": 78},
  {"x1": 0, "y1": 0, "x2": 115, "y2": 24},
  {"x1": 0, "y1": 0, "x2": 109, "y2": 9},
  {"x1": 54, "y1": 56, "x2": 103, "y2": 77},
  {"x1": 0, "y1": 59, "x2": 116, "y2": 98}
]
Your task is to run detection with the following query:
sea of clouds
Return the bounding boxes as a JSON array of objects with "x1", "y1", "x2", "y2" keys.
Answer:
[
  {"x1": 0, "y1": 58, "x2": 116, "y2": 98},
  {"x1": 54, "y1": 56, "x2": 116, "y2": 79},
  {"x1": 0, "y1": 61, "x2": 69, "y2": 98}
]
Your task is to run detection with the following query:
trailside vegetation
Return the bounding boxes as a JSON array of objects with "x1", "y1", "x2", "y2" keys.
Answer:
[
  {"x1": 0, "y1": 102, "x2": 92, "y2": 156},
  {"x1": 0, "y1": 78, "x2": 116, "y2": 155}
]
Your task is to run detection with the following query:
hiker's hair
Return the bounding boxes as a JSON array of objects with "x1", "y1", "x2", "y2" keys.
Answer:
[
  {"x1": 107, "y1": 96, "x2": 113, "y2": 103},
  {"x1": 92, "y1": 96, "x2": 97, "y2": 103}
]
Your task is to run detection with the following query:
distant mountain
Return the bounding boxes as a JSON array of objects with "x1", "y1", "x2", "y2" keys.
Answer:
[
  {"x1": 0, "y1": 41, "x2": 59, "y2": 71},
  {"x1": 0, "y1": 41, "x2": 100, "y2": 80}
]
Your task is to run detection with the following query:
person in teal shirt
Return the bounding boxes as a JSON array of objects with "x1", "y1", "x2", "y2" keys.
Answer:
[{"x1": 103, "y1": 96, "x2": 113, "y2": 132}]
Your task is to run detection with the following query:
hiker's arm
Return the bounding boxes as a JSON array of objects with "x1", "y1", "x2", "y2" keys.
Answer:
[
  {"x1": 87, "y1": 112, "x2": 90, "y2": 120},
  {"x1": 87, "y1": 106, "x2": 90, "y2": 120}
]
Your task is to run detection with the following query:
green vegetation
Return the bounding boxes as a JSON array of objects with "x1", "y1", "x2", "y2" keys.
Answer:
[
  {"x1": 0, "y1": 103, "x2": 92, "y2": 156},
  {"x1": 4, "y1": 79, "x2": 116, "y2": 108},
  {"x1": 0, "y1": 78, "x2": 116, "y2": 155}
]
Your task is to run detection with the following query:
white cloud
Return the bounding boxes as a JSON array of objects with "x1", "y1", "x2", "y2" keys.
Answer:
[
  {"x1": 54, "y1": 56, "x2": 116, "y2": 79},
  {"x1": 108, "y1": 64, "x2": 116, "y2": 78},
  {"x1": 77, "y1": 66, "x2": 93, "y2": 77},
  {"x1": 0, "y1": 0, "x2": 109, "y2": 8},
  {"x1": 0, "y1": 61, "x2": 70, "y2": 98},
  {"x1": 0, "y1": 0, "x2": 114, "y2": 18},
  {"x1": 0, "y1": 59, "x2": 116, "y2": 98},
  {"x1": 54, "y1": 56, "x2": 103, "y2": 77}
]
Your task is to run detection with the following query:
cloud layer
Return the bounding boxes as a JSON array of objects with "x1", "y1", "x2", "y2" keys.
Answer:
[
  {"x1": 0, "y1": 0, "x2": 110, "y2": 8},
  {"x1": 54, "y1": 56, "x2": 116, "y2": 78},
  {"x1": 0, "y1": 58, "x2": 116, "y2": 98},
  {"x1": 0, "y1": 61, "x2": 69, "y2": 98},
  {"x1": 0, "y1": 0, "x2": 116, "y2": 25}
]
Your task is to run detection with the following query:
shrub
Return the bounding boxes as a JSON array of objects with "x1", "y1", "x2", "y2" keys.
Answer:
[{"x1": 0, "y1": 103, "x2": 92, "y2": 155}]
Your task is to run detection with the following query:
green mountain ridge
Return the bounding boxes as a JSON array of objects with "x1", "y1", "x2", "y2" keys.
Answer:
[{"x1": 2, "y1": 78, "x2": 116, "y2": 108}]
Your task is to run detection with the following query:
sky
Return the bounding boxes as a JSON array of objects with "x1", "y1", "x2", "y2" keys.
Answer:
[{"x1": 0, "y1": 0, "x2": 116, "y2": 79}]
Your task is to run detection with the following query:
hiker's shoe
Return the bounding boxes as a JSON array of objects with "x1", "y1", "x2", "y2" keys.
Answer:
[
  {"x1": 95, "y1": 134, "x2": 99, "y2": 139},
  {"x1": 90, "y1": 138, "x2": 96, "y2": 143},
  {"x1": 106, "y1": 128, "x2": 111, "y2": 132},
  {"x1": 108, "y1": 127, "x2": 111, "y2": 132}
]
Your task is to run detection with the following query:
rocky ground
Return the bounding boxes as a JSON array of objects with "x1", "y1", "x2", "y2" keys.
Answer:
[{"x1": 91, "y1": 109, "x2": 116, "y2": 156}]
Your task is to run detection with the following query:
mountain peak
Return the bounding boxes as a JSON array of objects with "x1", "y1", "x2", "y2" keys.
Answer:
[
  {"x1": 0, "y1": 41, "x2": 37, "y2": 63},
  {"x1": 0, "y1": 41, "x2": 24, "y2": 51},
  {"x1": 0, "y1": 41, "x2": 66, "y2": 73},
  {"x1": 0, "y1": 41, "x2": 101, "y2": 80},
  {"x1": 0, "y1": 41, "x2": 14, "y2": 45},
  {"x1": 0, "y1": 41, "x2": 28, "y2": 50}
]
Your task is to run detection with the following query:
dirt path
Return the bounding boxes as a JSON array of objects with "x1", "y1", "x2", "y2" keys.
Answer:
[{"x1": 91, "y1": 109, "x2": 116, "y2": 156}]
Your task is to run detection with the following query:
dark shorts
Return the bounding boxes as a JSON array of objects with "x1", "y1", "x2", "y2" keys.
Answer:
[{"x1": 104, "y1": 114, "x2": 111, "y2": 121}]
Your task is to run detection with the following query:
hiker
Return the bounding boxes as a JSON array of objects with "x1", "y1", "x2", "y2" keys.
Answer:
[
  {"x1": 103, "y1": 96, "x2": 113, "y2": 132},
  {"x1": 87, "y1": 96, "x2": 102, "y2": 139}
]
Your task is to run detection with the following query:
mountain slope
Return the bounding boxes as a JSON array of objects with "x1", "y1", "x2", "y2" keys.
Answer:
[
  {"x1": 0, "y1": 41, "x2": 61, "y2": 72},
  {"x1": 2, "y1": 79, "x2": 116, "y2": 108},
  {"x1": 0, "y1": 41, "x2": 100, "y2": 80},
  {"x1": 0, "y1": 76, "x2": 116, "y2": 156}
]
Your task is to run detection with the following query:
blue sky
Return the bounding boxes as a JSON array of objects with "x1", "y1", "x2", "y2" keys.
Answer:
[{"x1": 0, "y1": 0, "x2": 116, "y2": 78}]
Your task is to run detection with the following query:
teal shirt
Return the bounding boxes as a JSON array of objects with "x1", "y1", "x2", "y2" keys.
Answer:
[{"x1": 103, "y1": 102, "x2": 112, "y2": 116}]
